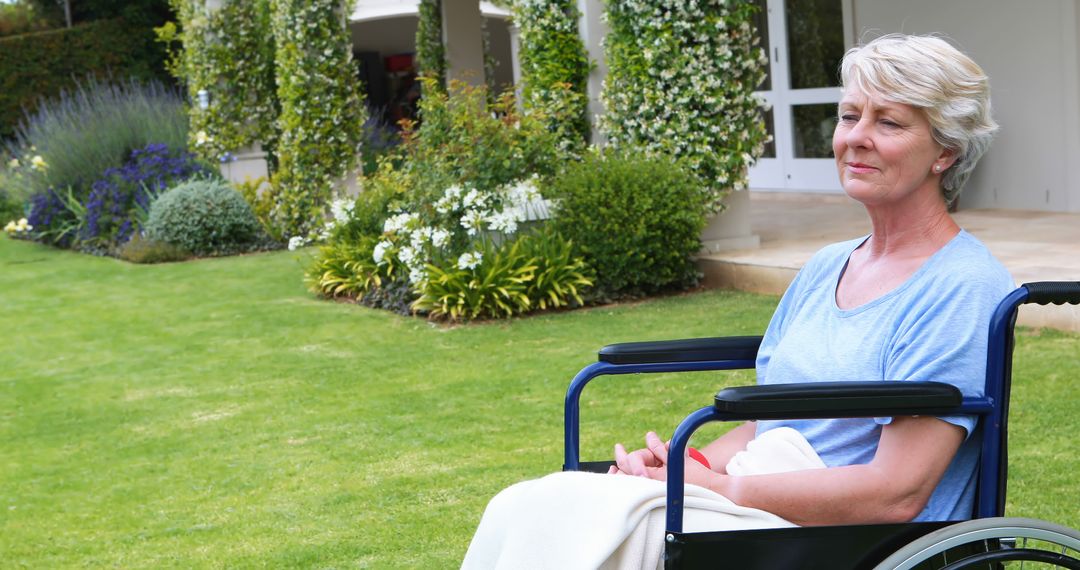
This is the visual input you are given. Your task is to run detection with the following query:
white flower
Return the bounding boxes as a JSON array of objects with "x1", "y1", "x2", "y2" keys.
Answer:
[
  {"x1": 4, "y1": 221, "x2": 16, "y2": 233},
  {"x1": 373, "y1": 240, "x2": 391, "y2": 264},
  {"x1": 7, "y1": 158, "x2": 18, "y2": 169},
  {"x1": 397, "y1": 245, "x2": 417, "y2": 265},
  {"x1": 195, "y1": 130, "x2": 210, "y2": 146},
  {"x1": 485, "y1": 210, "x2": 519, "y2": 234},
  {"x1": 408, "y1": 266, "x2": 427, "y2": 285},
  {"x1": 461, "y1": 188, "x2": 482, "y2": 208},
  {"x1": 30, "y1": 155, "x2": 47, "y2": 170},
  {"x1": 287, "y1": 236, "x2": 307, "y2": 251},
  {"x1": 329, "y1": 198, "x2": 353, "y2": 224},
  {"x1": 458, "y1": 251, "x2": 482, "y2": 270},
  {"x1": 430, "y1": 228, "x2": 450, "y2": 248},
  {"x1": 383, "y1": 212, "x2": 416, "y2": 234},
  {"x1": 460, "y1": 209, "x2": 486, "y2": 236}
]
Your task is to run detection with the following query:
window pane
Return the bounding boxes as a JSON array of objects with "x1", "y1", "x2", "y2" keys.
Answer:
[
  {"x1": 792, "y1": 103, "x2": 835, "y2": 158},
  {"x1": 785, "y1": 0, "x2": 844, "y2": 89},
  {"x1": 751, "y1": 0, "x2": 771, "y2": 91}
]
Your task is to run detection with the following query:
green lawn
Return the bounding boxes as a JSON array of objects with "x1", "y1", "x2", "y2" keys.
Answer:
[{"x1": 1, "y1": 236, "x2": 1077, "y2": 568}]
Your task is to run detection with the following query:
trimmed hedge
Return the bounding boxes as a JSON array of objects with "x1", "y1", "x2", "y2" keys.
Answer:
[{"x1": 0, "y1": 18, "x2": 167, "y2": 141}]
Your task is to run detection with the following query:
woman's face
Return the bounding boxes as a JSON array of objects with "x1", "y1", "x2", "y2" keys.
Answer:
[{"x1": 832, "y1": 89, "x2": 952, "y2": 206}]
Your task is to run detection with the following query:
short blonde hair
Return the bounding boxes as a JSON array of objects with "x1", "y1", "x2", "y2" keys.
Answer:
[{"x1": 840, "y1": 34, "x2": 998, "y2": 203}]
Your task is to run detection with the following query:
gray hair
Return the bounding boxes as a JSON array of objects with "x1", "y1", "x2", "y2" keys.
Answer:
[{"x1": 840, "y1": 34, "x2": 998, "y2": 204}]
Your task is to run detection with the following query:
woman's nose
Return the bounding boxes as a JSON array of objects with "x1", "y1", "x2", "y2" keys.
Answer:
[{"x1": 845, "y1": 118, "x2": 874, "y2": 149}]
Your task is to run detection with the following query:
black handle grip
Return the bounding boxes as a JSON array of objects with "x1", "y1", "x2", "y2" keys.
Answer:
[{"x1": 1023, "y1": 281, "x2": 1080, "y2": 306}]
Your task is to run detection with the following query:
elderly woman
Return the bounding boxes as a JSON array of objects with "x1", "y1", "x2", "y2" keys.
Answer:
[
  {"x1": 613, "y1": 33, "x2": 1012, "y2": 524},
  {"x1": 464, "y1": 34, "x2": 1012, "y2": 568}
]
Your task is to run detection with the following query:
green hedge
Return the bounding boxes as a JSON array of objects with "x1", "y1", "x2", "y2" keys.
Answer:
[{"x1": 0, "y1": 18, "x2": 167, "y2": 141}]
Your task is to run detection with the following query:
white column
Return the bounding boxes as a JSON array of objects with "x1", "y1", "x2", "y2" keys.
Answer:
[
  {"x1": 508, "y1": 23, "x2": 523, "y2": 108},
  {"x1": 577, "y1": 0, "x2": 609, "y2": 145},
  {"x1": 441, "y1": 0, "x2": 487, "y2": 88}
]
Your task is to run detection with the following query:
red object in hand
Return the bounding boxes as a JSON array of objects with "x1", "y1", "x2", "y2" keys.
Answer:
[{"x1": 687, "y1": 447, "x2": 711, "y2": 469}]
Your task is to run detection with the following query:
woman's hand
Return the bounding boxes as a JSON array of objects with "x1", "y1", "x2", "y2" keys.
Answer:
[{"x1": 609, "y1": 432, "x2": 721, "y2": 490}]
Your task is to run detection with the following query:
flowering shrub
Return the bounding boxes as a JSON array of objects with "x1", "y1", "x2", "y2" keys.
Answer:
[
  {"x1": 599, "y1": 0, "x2": 769, "y2": 210},
  {"x1": 401, "y1": 79, "x2": 565, "y2": 200},
  {"x1": 548, "y1": 149, "x2": 707, "y2": 299},
  {"x1": 163, "y1": 0, "x2": 279, "y2": 163},
  {"x1": 512, "y1": 0, "x2": 591, "y2": 149},
  {"x1": 80, "y1": 144, "x2": 212, "y2": 249},
  {"x1": 270, "y1": 0, "x2": 367, "y2": 238}
]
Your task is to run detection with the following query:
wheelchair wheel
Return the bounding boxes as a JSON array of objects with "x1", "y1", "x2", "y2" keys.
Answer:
[{"x1": 873, "y1": 517, "x2": 1080, "y2": 570}]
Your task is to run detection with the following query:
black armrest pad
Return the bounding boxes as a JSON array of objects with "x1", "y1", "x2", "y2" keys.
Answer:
[
  {"x1": 598, "y1": 336, "x2": 763, "y2": 365},
  {"x1": 714, "y1": 381, "x2": 962, "y2": 420}
]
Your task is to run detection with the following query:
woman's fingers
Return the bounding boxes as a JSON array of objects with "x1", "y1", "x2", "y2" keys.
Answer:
[{"x1": 645, "y1": 431, "x2": 669, "y2": 464}]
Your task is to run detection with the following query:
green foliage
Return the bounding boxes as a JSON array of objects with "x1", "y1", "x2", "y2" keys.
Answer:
[
  {"x1": 412, "y1": 227, "x2": 592, "y2": 321},
  {"x1": 165, "y1": 0, "x2": 278, "y2": 163},
  {"x1": 516, "y1": 225, "x2": 592, "y2": 310},
  {"x1": 304, "y1": 236, "x2": 391, "y2": 299},
  {"x1": 414, "y1": 237, "x2": 536, "y2": 320},
  {"x1": 234, "y1": 176, "x2": 281, "y2": 241},
  {"x1": 548, "y1": 149, "x2": 707, "y2": 299},
  {"x1": 0, "y1": 2, "x2": 51, "y2": 37},
  {"x1": 116, "y1": 232, "x2": 192, "y2": 263},
  {"x1": 145, "y1": 176, "x2": 264, "y2": 256},
  {"x1": 415, "y1": 0, "x2": 446, "y2": 90},
  {"x1": 2, "y1": 77, "x2": 188, "y2": 205},
  {"x1": 512, "y1": 0, "x2": 591, "y2": 149},
  {"x1": 0, "y1": 18, "x2": 171, "y2": 141},
  {"x1": 401, "y1": 79, "x2": 563, "y2": 202},
  {"x1": 269, "y1": 0, "x2": 367, "y2": 239},
  {"x1": 600, "y1": 0, "x2": 768, "y2": 210}
]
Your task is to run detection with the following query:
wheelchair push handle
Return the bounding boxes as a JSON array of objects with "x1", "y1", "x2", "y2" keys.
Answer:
[{"x1": 1023, "y1": 281, "x2": 1080, "y2": 306}]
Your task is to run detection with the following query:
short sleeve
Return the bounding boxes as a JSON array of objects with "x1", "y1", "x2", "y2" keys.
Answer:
[{"x1": 875, "y1": 269, "x2": 1013, "y2": 437}]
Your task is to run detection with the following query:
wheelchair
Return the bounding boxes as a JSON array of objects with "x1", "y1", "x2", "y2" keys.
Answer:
[{"x1": 563, "y1": 282, "x2": 1080, "y2": 569}]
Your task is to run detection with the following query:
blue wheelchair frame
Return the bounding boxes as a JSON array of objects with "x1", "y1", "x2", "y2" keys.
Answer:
[{"x1": 562, "y1": 282, "x2": 1080, "y2": 569}]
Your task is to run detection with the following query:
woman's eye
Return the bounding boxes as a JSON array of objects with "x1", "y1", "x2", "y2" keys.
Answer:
[
  {"x1": 840, "y1": 114, "x2": 858, "y2": 123},
  {"x1": 880, "y1": 119, "x2": 900, "y2": 128}
]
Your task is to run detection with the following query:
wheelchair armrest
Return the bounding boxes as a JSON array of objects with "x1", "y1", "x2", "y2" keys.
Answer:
[
  {"x1": 713, "y1": 381, "x2": 963, "y2": 420},
  {"x1": 598, "y1": 336, "x2": 762, "y2": 365}
]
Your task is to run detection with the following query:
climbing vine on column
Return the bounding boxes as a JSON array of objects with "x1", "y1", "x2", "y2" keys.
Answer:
[
  {"x1": 269, "y1": 0, "x2": 367, "y2": 238},
  {"x1": 512, "y1": 0, "x2": 590, "y2": 149},
  {"x1": 163, "y1": 0, "x2": 278, "y2": 163},
  {"x1": 600, "y1": 0, "x2": 769, "y2": 211},
  {"x1": 416, "y1": 0, "x2": 446, "y2": 90}
]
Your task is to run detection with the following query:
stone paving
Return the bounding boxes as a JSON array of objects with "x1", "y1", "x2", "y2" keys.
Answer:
[{"x1": 698, "y1": 192, "x2": 1080, "y2": 332}]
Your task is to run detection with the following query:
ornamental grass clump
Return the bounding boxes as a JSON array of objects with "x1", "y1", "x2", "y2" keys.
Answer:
[{"x1": 145, "y1": 177, "x2": 264, "y2": 257}]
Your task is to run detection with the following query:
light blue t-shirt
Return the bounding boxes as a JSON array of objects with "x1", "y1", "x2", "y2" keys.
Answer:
[{"x1": 755, "y1": 230, "x2": 1013, "y2": 521}]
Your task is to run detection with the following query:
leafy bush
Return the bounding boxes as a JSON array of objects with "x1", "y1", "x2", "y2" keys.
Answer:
[
  {"x1": 0, "y1": 2, "x2": 50, "y2": 38},
  {"x1": 3, "y1": 77, "x2": 188, "y2": 206},
  {"x1": 412, "y1": 227, "x2": 592, "y2": 321},
  {"x1": 0, "y1": 19, "x2": 169, "y2": 141},
  {"x1": 304, "y1": 236, "x2": 395, "y2": 299},
  {"x1": 413, "y1": 237, "x2": 537, "y2": 320},
  {"x1": 145, "y1": 177, "x2": 264, "y2": 256},
  {"x1": 398, "y1": 79, "x2": 565, "y2": 204},
  {"x1": 548, "y1": 149, "x2": 707, "y2": 299},
  {"x1": 116, "y1": 233, "x2": 191, "y2": 264}
]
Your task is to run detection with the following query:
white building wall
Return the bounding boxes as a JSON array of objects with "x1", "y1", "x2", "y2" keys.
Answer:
[{"x1": 854, "y1": 0, "x2": 1080, "y2": 212}]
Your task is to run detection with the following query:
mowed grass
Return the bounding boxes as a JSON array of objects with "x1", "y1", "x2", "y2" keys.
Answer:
[{"x1": 1, "y1": 236, "x2": 1077, "y2": 568}]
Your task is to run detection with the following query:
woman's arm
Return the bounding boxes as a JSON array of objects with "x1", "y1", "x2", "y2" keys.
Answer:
[
  {"x1": 699, "y1": 421, "x2": 757, "y2": 474},
  {"x1": 626, "y1": 416, "x2": 965, "y2": 526}
]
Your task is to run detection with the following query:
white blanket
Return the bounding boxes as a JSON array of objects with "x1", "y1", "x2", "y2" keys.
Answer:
[{"x1": 461, "y1": 427, "x2": 826, "y2": 570}]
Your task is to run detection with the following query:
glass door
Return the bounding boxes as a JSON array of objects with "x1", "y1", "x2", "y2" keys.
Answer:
[{"x1": 748, "y1": 0, "x2": 852, "y2": 193}]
